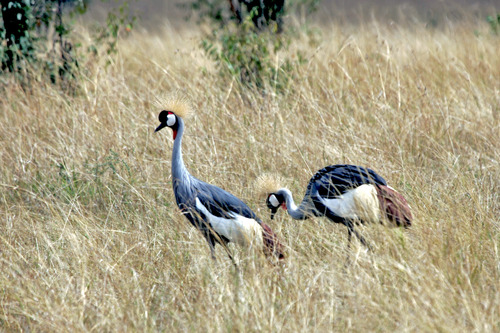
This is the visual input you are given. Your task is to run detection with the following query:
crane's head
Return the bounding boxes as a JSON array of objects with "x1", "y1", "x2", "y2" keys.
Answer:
[
  {"x1": 266, "y1": 191, "x2": 287, "y2": 220},
  {"x1": 255, "y1": 173, "x2": 286, "y2": 220},
  {"x1": 155, "y1": 110, "x2": 179, "y2": 139},
  {"x1": 154, "y1": 97, "x2": 193, "y2": 139}
]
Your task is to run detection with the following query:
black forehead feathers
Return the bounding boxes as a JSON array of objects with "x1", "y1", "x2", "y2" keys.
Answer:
[{"x1": 158, "y1": 110, "x2": 172, "y2": 123}]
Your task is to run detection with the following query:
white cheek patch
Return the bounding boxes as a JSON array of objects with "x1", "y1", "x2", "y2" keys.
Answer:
[
  {"x1": 269, "y1": 194, "x2": 280, "y2": 208},
  {"x1": 166, "y1": 114, "x2": 176, "y2": 126}
]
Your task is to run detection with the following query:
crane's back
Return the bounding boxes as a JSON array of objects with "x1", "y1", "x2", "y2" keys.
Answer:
[{"x1": 307, "y1": 164, "x2": 387, "y2": 199}]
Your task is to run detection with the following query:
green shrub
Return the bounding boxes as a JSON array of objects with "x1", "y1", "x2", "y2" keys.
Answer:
[
  {"x1": 90, "y1": 0, "x2": 136, "y2": 57},
  {"x1": 202, "y1": 17, "x2": 300, "y2": 92},
  {"x1": 0, "y1": 0, "x2": 135, "y2": 88},
  {"x1": 486, "y1": 13, "x2": 500, "y2": 35},
  {"x1": 186, "y1": 0, "x2": 318, "y2": 94},
  {"x1": 0, "y1": 1, "x2": 84, "y2": 86}
]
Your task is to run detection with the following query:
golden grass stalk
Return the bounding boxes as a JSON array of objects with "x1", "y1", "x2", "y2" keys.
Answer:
[{"x1": 0, "y1": 6, "x2": 498, "y2": 332}]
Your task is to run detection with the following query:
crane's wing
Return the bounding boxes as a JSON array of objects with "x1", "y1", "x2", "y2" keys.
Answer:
[
  {"x1": 308, "y1": 164, "x2": 387, "y2": 199},
  {"x1": 193, "y1": 180, "x2": 261, "y2": 223}
]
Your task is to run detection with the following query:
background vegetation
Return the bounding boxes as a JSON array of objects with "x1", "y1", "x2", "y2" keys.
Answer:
[{"x1": 0, "y1": 0, "x2": 499, "y2": 331}]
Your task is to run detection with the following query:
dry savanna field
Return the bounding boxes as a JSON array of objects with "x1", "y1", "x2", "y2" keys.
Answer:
[{"x1": 0, "y1": 2, "x2": 499, "y2": 332}]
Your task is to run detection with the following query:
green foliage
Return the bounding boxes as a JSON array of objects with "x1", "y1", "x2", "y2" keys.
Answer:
[
  {"x1": 90, "y1": 0, "x2": 136, "y2": 57},
  {"x1": 187, "y1": 0, "x2": 317, "y2": 93},
  {"x1": 0, "y1": 0, "x2": 135, "y2": 88},
  {"x1": 179, "y1": 0, "x2": 232, "y2": 26},
  {"x1": 0, "y1": 1, "x2": 86, "y2": 86},
  {"x1": 202, "y1": 18, "x2": 302, "y2": 92},
  {"x1": 292, "y1": 0, "x2": 320, "y2": 15},
  {"x1": 0, "y1": 1, "x2": 35, "y2": 75},
  {"x1": 27, "y1": 150, "x2": 134, "y2": 211},
  {"x1": 486, "y1": 13, "x2": 500, "y2": 35},
  {"x1": 86, "y1": 149, "x2": 132, "y2": 182}
]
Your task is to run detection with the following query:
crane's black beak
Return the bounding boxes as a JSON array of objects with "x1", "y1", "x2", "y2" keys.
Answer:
[
  {"x1": 155, "y1": 123, "x2": 167, "y2": 132},
  {"x1": 270, "y1": 207, "x2": 279, "y2": 220}
]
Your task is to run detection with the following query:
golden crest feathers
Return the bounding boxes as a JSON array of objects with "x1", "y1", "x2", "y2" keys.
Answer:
[
  {"x1": 255, "y1": 173, "x2": 283, "y2": 198},
  {"x1": 155, "y1": 93, "x2": 193, "y2": 119}
]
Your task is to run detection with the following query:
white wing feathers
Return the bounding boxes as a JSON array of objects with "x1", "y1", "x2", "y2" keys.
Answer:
[{"x1": 195, "y1": 197, "x2": 264, "y2": 248}]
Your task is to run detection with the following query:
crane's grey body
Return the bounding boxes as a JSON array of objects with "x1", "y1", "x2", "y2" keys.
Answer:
[
  {"x1": 268, "y1": 165, "x2": 405, "y2": 248},
  {"x1": 161, "y1": 113, "x2": 267, "y2": 259},
  {"x1": 274, "y1": 165, "x2": 387, "y2": 220}
]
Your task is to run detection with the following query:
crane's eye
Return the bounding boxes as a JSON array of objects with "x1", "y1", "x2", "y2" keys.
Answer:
[
  {"x1": 166, "y1": 113, "x2": 176, "y2": 126},
  {"x1": 268, "y1": 194, "x2": 280, "y2": 208}
]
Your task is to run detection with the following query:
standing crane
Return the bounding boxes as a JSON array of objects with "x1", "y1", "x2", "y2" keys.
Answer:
[
  {"x1": 155, "y1": 101, "x2": 284, "y2": 263},
  {"x1": 262, "y1": 164, "x2": 413, "y2": 248}
]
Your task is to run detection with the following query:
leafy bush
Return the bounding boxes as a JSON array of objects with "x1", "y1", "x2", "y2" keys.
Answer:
[
  {"x1": 27, "y1": 150, "x2": 134, "y2": 209},
  {"x1": 486, "y1": 13, "x2": 500, "y2": 35},
  {"x1": 0, "y1": 0, "x2": 135, "y2": 88},
  {"x1": 202, "y1": 17, "x2": 300, "y2": 92},
  {"x1": 89, "y1": 1, "x2": 136, "y2": 56},
  {"x1": 0, "y1": 1, "x2": 36, "y2": 73},
  {"x1": 1, "y1": 1, "x2": 84, "y2": 86},
  {"x1": 181, "y1": 0, "x2": 233, "y2": 26},
  {"x1": 186, "y1": 0, "x2": 318, "y2": 93}
]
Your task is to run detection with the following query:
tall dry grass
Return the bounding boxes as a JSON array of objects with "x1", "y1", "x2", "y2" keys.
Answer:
[{"x1": 0, "y1": 7, "x2": 499, "y2": 332}]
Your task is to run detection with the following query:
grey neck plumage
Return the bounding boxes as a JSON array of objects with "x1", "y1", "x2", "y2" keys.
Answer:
[
  {"x1": 171, "y1": 117, "x2": 191, "y2": 192},
  {"x1": 278, "y1": 188, "x2": 310, "y2": 220}
]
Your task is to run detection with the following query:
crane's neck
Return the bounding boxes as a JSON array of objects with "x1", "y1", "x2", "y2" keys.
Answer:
[
  {"x1": 279, "y1": 188, "x2": 309, "y2": 220},
  {"x1": 171, "y1": 117, "x2": 190, "y2": 183}
]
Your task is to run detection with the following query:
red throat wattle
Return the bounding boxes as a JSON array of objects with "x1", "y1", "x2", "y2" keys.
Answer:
[
  {"x1": 281, "y1": 202, "x2": 287, "y2": 210},
  {"x1": 173, "y1": 131, "x2": 178, "y2": 140}
]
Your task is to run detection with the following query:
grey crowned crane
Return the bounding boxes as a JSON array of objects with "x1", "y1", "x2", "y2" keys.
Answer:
[
  {"x1": 155, "y1": 100, "x2": 284, "y2": 262},
  {"x1": 262, "y1": 164, "x2": 413, "y2": 248}
]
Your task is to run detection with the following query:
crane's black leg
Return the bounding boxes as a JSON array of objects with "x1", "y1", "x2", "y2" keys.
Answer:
[
  {"x1": 343, "y1": 227, "x2": 353, "y2": 269},
  {"x1": 222, "y1": 243, "x2": 237, "y2": 268},
  {"x1": 207, "y1": 235, "x2": 217, "y2": 261},
  {"x1": 346, "y1": 221, "x2": 372, "y2": 251},
  {"x1": 208, "y1": 233, "x2": 237, "y2": 268},
  {"x1": 347, "y1": 225, "x2": 352, "y2": 250},
  {"x1": 343, "y1": 221, "x2": 372, "y2": 269},
  {"x1": 225, "y1": 248, "x2": 236, "y2": 266},
  {"x1": 222, "y1": 245, "x2": 237, "y2": 269},
  {"x1": 322, "y1": 209, "x2": 371, "y2": 250}
]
